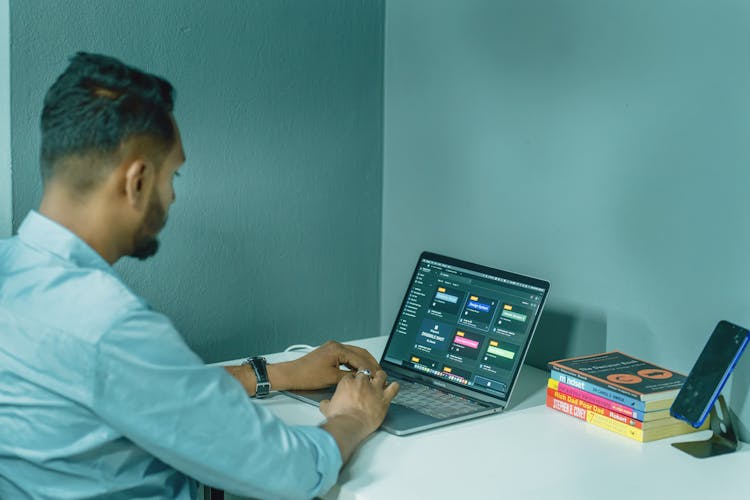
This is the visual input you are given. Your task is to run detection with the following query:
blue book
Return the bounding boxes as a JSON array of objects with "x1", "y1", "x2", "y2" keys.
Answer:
[{"x1": 549, "y1": 368, "x2": 676, "y2": 412}]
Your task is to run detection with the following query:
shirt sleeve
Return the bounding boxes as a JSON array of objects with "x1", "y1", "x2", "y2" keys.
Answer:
[{"x1": 92, "y1": 306, "x2": 342, "y2": 500}]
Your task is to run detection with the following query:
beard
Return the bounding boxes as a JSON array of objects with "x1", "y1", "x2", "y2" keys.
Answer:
[{"x1": 130, "y1": 191, "x2": 167, "y2": 260}]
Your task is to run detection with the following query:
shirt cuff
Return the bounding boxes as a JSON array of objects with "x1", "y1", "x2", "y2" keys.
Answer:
[{"x1": 296, "y1": 425, "x2": 343, "y2": 496}]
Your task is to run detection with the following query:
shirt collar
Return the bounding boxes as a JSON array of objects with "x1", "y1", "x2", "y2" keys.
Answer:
[{"x1": 17, "y1": 210, "x2": 116, "y2": 275}]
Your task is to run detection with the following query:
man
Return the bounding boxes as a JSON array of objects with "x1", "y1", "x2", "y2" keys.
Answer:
[{"x1": 0, "y1": 52, "x2": 398, "y2": 499}]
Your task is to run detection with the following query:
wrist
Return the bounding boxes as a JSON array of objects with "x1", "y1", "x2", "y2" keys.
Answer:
[
  {"x1": 267, "y1": 361, "x2": 294, "y2": 392},
  {"x1": 321, "y1": 413, "x2": 374, "y2": 464},
  {"x1": 324, "y1": 407, "x2": 379, "y2": 437}
]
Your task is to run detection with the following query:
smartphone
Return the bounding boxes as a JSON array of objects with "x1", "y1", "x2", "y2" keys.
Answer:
[{"x1": 670, "y1": 320, "x2": 750, "y2": 428}]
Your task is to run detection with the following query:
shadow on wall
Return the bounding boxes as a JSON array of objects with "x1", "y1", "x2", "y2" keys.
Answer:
[{"x1": 525, "y1": 304, "x2": 608, "y2": 370}]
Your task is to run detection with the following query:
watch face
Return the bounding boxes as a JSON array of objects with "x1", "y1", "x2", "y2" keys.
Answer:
[{"x1": 256, "y1": 382, "x2": 271, "y2": 397}]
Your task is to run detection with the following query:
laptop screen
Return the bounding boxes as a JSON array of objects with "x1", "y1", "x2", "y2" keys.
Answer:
[{"x1": 381, "y1": 252, "x2": 550, "y2": 401}]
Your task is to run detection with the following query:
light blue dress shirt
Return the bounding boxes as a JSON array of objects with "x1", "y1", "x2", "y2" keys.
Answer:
[{"x1": 0, "y1": 211, "x2": 342, "y2": 499}]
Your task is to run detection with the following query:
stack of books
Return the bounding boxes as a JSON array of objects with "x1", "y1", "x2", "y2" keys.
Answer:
[{"x1": 546, "y1": 351, "x2": 708, "y2": 442}]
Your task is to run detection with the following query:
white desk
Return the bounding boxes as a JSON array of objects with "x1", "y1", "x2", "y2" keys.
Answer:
[{"x1": 249, "y1": 337, "x2": 748, "y2": 500}]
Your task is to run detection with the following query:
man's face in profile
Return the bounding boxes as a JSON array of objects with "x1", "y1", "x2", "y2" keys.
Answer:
[
  {"x1": 129, "y1": 123, "x2": 184, "y2": 261},
  {"x1": 130, "y1": 188, "x2": 167, "y2": 260}
]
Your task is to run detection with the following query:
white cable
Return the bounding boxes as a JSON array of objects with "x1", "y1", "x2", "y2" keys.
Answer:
[{"x1": 283, "y1": 344, "x2": 314, "y2": 353}]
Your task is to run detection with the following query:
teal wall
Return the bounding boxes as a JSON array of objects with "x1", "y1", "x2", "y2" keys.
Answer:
[
  {"x1": 1, "y1": 0, "x2": 9, "y2": 238},
  {"x1": 383, "y1": 0, "x2": 750, "y2": 440},
  {"x1": 10, "y1": 0, "x2": 384, "y2": 362},
  {"x1": 9, "y1": 0, "x2": 750, "y2": 442}
]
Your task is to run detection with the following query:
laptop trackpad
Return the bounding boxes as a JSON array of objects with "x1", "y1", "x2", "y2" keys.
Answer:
[
  {"x1": 284, "y1": 387, "x2": 438, "y2": 433},
  {"x1": 285, "y1": 387, "x2": 336, "y2": 404},
  {"x1": 381, "y1": 404, "x2": 438, "y2": 434}
]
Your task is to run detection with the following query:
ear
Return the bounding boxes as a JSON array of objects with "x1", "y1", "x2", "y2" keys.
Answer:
[{"x1": 123, "y1": 159, "x2": 153, "y2": 210}]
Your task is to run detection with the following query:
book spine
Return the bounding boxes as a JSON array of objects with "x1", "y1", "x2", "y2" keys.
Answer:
[
  {"x1": 548, "y1": 378, "x2": 644, "y2": 420},
  {"x1": 585, "y1": 409, "x2": 646, "y2": 442},
  {"x1": 546, "y1": 393, "x2": 587, "y2": 421},
  {"x1": 549, "y1": 362, "x2": 642, "y2": 400},
  {"x1": 549, "y1": 369, "x2": 646, "y2": 411},
  {"x1": 547, "y1": 388, "x2": 643, "y2": 428},
  {"x1": 545, "y1": 394, "x2": 645, "y2": 442}
]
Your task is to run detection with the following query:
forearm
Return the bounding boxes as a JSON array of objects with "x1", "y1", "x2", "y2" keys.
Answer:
[{"x1": 321, "y1": 413, "x2": 373, "y2": 465}]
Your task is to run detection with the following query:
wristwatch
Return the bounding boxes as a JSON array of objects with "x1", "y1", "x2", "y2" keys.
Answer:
[{"x1": 242, "y1": 356, "x2": 270, "y2": 398}]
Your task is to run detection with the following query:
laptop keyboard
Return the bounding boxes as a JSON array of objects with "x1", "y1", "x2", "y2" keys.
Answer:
[{"x1": 391, "y1": 380, "x2": 484, "y2": 420}]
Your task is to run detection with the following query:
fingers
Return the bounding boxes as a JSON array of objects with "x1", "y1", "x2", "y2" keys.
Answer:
[
  {"x1": 352, "y1": 369, "x2": 385, "y2": 384},
  {"x1": 383, "y1": 380, "x2": 399, "y2": 402},
  {"x1": 334, "y1": 343, "x2": 380, "y2": 374},
  {"x1": 369, "y1": 370, "x2": 399, "y2": 403},
  {"x1": 342, "y1": 368, "x2": 387, "y2": 388},
  {"x1": 371, "y1": 369, "x2": 387, "y2": 385},
  {"x1": 323, "y1": 369, "x2": 398, "y2": 434},
  {"x1": 352, "y1": 370, "x2": 398, "y2": 403},
  {"x1": 292, "y1": 341, "x2": 381, "y2": 389}
]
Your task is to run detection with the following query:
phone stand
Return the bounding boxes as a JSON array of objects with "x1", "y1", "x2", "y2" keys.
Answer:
[{"x1": 671, "y1": 395, "x2": 739, "y2": 459}]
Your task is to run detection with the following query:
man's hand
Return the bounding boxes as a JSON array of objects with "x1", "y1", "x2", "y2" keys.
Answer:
[
  {"x1": 320, "y1": 369, "x2": 399, "y2": 464},
  {"x1": 225, "y1": 341, "x2": 382, "y2": 396},
  {"x1": 268, "y1": 341, "x2": 382, "y2": 392},
  {"x1": 224, "y1": 341, "x2": 399, "y2": 463}
]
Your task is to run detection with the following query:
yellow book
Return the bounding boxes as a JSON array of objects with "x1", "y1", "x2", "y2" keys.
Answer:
[{"x1": 585, "y1": 410, "x2": 709, "y2": 442}]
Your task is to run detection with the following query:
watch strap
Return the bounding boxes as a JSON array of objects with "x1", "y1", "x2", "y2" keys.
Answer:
[{"x1": 243, "y1": 356, "x2": 270, "y2": 398}]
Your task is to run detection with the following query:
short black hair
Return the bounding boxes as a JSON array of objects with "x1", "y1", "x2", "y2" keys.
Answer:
[{"x1": 40, "y1": 52, "x2": 176, "y2": 189}]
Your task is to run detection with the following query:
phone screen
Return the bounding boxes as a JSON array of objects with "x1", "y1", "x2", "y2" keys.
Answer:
[{"x1": 670, "y1": 320, "x2": 750, "y2": 428}]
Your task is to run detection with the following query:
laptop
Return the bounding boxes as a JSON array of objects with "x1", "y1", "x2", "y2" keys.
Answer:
[{"x1": 286, "y1": 251, "x2": 550, "y2": 435}]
